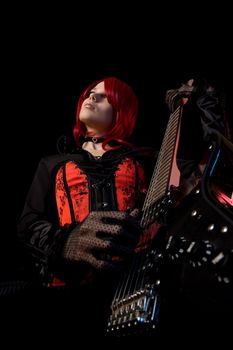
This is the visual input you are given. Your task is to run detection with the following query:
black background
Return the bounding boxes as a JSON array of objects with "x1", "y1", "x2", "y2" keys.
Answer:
[{"x1": 1, "y1": 6, "x2": 232, "y2": 279}]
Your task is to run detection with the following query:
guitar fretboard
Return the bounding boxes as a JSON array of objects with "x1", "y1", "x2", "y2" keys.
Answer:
[{"x1": 141, "y1": 105, "x2": 182, "y2": 227}]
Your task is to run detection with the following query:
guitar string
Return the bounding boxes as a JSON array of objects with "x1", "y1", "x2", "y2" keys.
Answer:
[
  {"x1": 117, "y1": 105, "x2": 182, "y2": 302},
  {"x1": 143, "y1": 108, "x2": 181, "y2": 208},
  {"x1": 135, "y1": 106, "x2": 183, "y2": 292},
  {"x1": 109, "y1": 101, "x2": 183, "y2": 325}
]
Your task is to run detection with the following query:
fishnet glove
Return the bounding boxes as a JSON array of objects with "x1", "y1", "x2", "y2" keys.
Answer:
[{"x1": 63, "y1": 210, "x2": 140, "y2": 270}]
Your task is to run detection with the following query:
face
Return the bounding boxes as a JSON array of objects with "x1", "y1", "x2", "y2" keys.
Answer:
[{"x1": 79, "y1": 81, "x2": 114, "y2": 135}]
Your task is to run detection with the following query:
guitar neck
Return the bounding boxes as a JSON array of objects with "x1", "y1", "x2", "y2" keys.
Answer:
[{"x1": 141, "y1": 105, "x2": 183, "y2": 227}]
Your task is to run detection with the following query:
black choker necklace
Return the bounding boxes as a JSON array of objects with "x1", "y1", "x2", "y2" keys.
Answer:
[{"x1": 84, "y1": 137, "x2": 106, "y2": 144}]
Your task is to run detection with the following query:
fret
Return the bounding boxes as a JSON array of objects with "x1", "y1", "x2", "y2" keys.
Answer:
[
  {"x1": 107, "y1": 91, "x2": 187, "y2": 336},
  {"x1": 142, "y1": 106, "x2": 182, "y2": 226}
]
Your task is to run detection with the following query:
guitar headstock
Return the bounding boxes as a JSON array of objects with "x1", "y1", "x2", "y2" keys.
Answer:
[
  {"x1": 165, "y1": 79, "x2": 195, "y2": 112},
  {"x1": 165, "y1": 77, "x2": 216, "y2": 112}
]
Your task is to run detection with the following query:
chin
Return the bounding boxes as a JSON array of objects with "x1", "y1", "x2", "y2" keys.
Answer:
[{"x1": 79, "y1": 113, "x2": 94, "y2": 123}]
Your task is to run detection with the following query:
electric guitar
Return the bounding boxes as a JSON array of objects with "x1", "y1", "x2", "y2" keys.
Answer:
[
  {"x1": 106, "y1": 87, "x2": 186, "y2": 336},
  {"x1": 106, "y1": 85, "x2": 233, "y2": 336}
]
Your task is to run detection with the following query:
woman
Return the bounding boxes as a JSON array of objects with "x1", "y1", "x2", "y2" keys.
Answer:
[
  {"x1": 17, "y1": 77, "x2": 152, "y2": 338},
  {"x1": 18, "y1": 76, "x2": 149, "y2": 280}
]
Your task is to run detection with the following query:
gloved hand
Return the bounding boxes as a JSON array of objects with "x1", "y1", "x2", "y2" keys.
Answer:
[
  {"x1": 165, "y1": 79, "x2": 194, "y2": 112},
  {"x1": 63, "y1": 210, "x2": 141, "y2": 270}
]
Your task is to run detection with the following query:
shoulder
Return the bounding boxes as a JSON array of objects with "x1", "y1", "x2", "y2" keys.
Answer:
[
  {"x1": 37, "y1": 150, "x2": 87, "y2": 173},
  {"x1": 115, "y1": 145, "x2": 157, "y2": 160},
  {"x1": 127, "y1": 146, "x2": 157, "y2": 168}
]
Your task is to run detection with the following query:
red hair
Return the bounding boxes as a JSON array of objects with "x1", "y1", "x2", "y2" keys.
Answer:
[{"x1": 73, "y1": 77, "x2": 139, "y2": 147}]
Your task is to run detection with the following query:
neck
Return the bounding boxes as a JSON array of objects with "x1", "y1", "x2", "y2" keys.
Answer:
[{"x1": 82, "y1": 138, "x2": 110, "y2": 157}]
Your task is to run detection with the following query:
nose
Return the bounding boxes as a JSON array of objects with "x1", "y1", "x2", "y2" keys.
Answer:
[{"x1": 89, "y1": 93, "x2": 97, "y2": 102}]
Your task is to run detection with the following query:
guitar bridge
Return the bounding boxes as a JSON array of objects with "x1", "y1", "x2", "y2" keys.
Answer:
[{"x1": 106, "y1": 283, "x2": 160, "y2": 336}]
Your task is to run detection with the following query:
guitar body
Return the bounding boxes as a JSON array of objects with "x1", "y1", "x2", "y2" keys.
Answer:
[{"x1": 164, "y1": 132, "x2": 233, "y2": 312}]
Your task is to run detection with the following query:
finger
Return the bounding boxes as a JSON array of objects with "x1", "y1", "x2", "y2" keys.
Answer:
[
  {"x1": 124, "y1": 210, "x2": 141, "y2": 233},
  {"x1": 103, "y1": 241, "x2": 133, "y2": 256},
  {"x1": 101, "y1": 216, "x2": 141, "y2": 239},
  {"x1": 96, "y1": 261, "x2": 123, "y2": 271},
  {"x1": 89, "y1": 255, "x2": 122, "y2": 271},
  {"x1": 187, "y1": 79, "x2": 194, "y2": 87},
  {"x1": 180, "y1": 80, "x2": 194, "y2": 105},
  {"x1": 99, "y1": 211, "x2": 128, "y2": 220},
  {"x1": 101, "y1": 210, "x2": 140, "y2": 225},
  {"x1": 82, "y1": 237, "x2": 113, "y2": 250},
  {"x1": 97, "y1": 229, "x2": 139, "y2": 248},
  {"x1": 129, "y1": 208, "x2": 141, "y2": 219},
  {"x1": 96, "y1": 224, "x2": 123, "y2": 237},
  {"x1": 90, "y1": 237, "x2": 135, "y2": 254}
]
